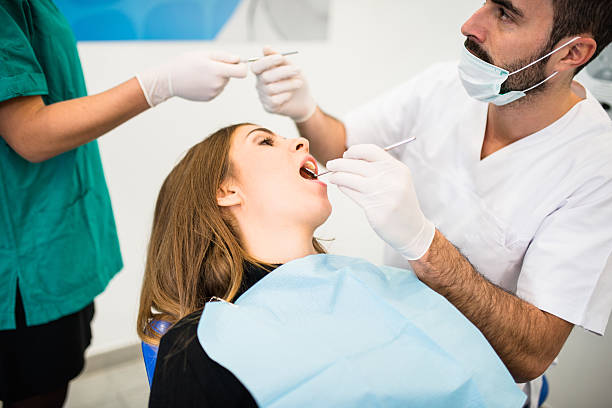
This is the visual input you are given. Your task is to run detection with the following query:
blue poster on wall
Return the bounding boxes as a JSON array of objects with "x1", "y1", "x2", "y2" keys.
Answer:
[{"x1": 53, "y1": 0, "x2": 242, "y2": 41}]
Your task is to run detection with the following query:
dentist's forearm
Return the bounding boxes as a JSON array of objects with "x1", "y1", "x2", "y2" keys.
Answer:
[
  {"x1": 296, "y1": 107, "x2": 347, "y2": 164},
  {"x1": 0, "y1": 77, "x2": 149, "y2": 163},
  {"x1": 410, "y1": 230, "x2": 573, "y2": 383}
]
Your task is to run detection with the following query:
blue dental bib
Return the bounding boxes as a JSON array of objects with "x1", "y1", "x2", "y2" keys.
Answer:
[{"x1": 198, "y1": 254, "x2": 525, "y2": 408}]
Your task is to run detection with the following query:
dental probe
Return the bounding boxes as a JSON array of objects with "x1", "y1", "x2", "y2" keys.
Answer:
[
  {"x1": 312, "y1": 136, "x2": 417, "y2": 178},
  {"x1": 240, "y1": 50, "x2": 299, "y2": 63}
]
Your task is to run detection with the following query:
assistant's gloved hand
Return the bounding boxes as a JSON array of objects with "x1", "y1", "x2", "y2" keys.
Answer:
[
  {"x1": 326, "y1": 144, "x2": 435, "y2": 260},
  {"x1": 251, "y1": 46, "x2": 317, "y2": 123},
  {"x1": 136, "y1": 51, "x2": 248, "y2": 107}
]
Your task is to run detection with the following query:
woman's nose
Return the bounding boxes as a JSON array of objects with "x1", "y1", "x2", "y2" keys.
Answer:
[{"x1": 293, "y1": 137, "x2": 309, "y2": 152}]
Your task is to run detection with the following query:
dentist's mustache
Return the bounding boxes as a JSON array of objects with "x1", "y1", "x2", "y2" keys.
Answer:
[{"x1": 464, "y1": 38, "x2": 493, "y2": 65}]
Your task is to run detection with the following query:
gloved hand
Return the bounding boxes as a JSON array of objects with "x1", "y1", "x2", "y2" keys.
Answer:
[
  {"x1": 326, "y1": 144, "x2": 435, "y2": 260},
  {"x1": 251, "y1": 46, "x2": 317, "y2": 123},
  {"x1": 136, "y1": 51, "x2": 248, "y2": 107}
]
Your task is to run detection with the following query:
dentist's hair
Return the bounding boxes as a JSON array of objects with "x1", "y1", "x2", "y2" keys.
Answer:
[
  {"x1": 549, "y1": 0, "x2": 612, "y2": 74},
  {"x1": 137, "y1": 123, "x2": 325, "y2": 346}
]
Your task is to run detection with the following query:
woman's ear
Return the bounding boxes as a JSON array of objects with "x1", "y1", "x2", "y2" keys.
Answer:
[
  {"x1": 217, "y1": 180, "x2": 242, "y2": 207},
  {"x1": 554, "y1": 36, "x2": 597, "y2": 74}
]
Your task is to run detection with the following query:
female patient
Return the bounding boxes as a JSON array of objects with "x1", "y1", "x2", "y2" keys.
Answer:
[
  {"x1": 138, "y1": 123, "x2": 329, "y2": 406},
  {"x1": 138, "y1": 124, "x2": 524, "y2": 408}
]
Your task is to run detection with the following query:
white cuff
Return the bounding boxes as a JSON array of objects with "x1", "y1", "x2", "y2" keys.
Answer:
[
  {"x1": 136, "y1": 70, "x2": 172, "y2": 108},
  {"x1": 293, "y1": 102, "x2": 317, "y2": 123},
  {"x1": 398, "y1": 219, "x2": 436, "y2": 261}
]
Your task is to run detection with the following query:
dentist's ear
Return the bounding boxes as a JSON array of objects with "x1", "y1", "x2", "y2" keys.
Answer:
[
  {"x1": 554, "y1": 36, "x2": 597, "y2": 74},
  {"x1": 216, "y1": 180, "x2": 242, "y2": 207}
]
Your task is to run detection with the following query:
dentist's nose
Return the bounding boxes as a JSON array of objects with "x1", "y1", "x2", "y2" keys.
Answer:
[{"x1": 461, "y1": 5, "x2": 488, "y2": 45}]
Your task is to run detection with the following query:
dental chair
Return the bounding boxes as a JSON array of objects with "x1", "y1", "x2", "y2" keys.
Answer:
[
  {"x1": 539, "y1": 376, "x2": 549, "y2": 406},
  {"x1": 141, "y1": 320, "x2": 171, "y2": 386},
  {"x1": 521, "y1": 375, "x2": 550, "y2": 408}
]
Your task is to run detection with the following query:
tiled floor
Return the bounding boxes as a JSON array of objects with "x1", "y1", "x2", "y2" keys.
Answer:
[{"x1": 65, "y1": 355, "x2": 149, "y2": 408}]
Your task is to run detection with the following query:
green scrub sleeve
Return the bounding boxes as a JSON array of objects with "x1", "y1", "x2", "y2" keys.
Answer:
[{"x1": 0, "y1": 1, "x2": 48, "y2": 103}]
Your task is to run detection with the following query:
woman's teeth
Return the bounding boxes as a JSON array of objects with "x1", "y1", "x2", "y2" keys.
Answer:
[{"x1": 303, "y1": 161, "x2": 316, "y2": 172}]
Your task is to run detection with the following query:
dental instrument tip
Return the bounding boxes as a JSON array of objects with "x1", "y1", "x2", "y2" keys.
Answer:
[
  {"x1": 383, "y1": 136, "x2": 417, "y2": 151},
  {"x1": 240, "y1": 50, "x2": 299, "y2": 63},
  {"x1": 315, "y1": 137, "x2": 417, "y2": 178},
  {"x1": 300, "y1": 167, "x2": 317, "y2": 180}
]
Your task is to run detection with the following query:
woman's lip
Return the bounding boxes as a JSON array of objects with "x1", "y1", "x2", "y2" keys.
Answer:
[
  {"x1": 303, "y1": 170, "x2": 326, "y2": 185},
  {"x1": 299, "y1": 168, "x2": 326, "y2": 186}
]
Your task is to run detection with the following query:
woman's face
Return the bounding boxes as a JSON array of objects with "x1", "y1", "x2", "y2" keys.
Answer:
[{"x1": 224, "y1": 125, "x2": 331, "y2": 230}]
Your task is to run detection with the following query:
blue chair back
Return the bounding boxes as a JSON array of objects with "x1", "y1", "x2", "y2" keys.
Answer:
[
  {"x1": 538, "y1": 375, "x2": 549, "y2": 407},
  {"x1": 142, "y1": 320, "x2": 172, "y2": 386}
]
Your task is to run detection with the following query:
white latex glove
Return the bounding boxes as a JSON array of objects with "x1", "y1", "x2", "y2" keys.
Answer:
[
  {"x1": 326, "y1": 144, "x2": 435, "y2": 260},
  {"x1": 251, "y1": 46, "x2": 317, "y2": 123},
  {"x1": 136, "y1": 51, "x2": 248, "y2": 107}
]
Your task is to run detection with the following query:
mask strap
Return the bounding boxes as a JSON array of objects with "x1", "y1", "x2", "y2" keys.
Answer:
[
  {"x1": 522, "y1": 71, "x2": 559, "y2": 93},
  {"x1": 509, "y1": 37, "x2": 581, "y2": 77}
]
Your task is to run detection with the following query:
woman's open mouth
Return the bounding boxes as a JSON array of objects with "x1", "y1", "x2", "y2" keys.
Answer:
[{"x1": 299, "y1": 159, "x2": 318, "y2": 180}]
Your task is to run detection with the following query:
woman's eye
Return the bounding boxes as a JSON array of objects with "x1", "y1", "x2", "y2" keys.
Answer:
[{"x1": 259, "y1": 137, "x2": 274, "y2": 146}]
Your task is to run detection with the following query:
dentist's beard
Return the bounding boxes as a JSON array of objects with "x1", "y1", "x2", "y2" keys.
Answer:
[{"x1": 464, "y1": 38, "x2": 550, "y2": 95}]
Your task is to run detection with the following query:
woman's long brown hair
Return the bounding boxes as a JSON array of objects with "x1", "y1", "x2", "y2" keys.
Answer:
[{"x1": 137, "y1": 124, "x2": 325, "y2": 346}]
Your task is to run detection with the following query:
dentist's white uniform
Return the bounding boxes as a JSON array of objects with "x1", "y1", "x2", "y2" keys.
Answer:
[{"x1": 345, "y1": 62, "x2": 612, "y2": 337}]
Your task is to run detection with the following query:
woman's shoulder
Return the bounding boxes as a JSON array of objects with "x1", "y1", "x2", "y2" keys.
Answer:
[
  {"x1": 150, "y1": 309, "x2": 257, "y2": 407},
  {"x1": 163, "y1": 310, "x2": 202, "y2": 339},
  {"x1": 156, "y1": 310, "x2": 202, "y2": 358}
]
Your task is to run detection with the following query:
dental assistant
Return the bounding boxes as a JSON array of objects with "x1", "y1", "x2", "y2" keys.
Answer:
[
  {"x1": 251, "y1": 0, "x2": 612, "y2": 397},
  {"x1": 0, "y1": 0, "x2": 247, "y2": 406}
]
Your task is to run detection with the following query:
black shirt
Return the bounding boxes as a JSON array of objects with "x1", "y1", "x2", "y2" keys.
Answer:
[{"x1": 149, "y1": 262, "x2": 276, "y2": 408}]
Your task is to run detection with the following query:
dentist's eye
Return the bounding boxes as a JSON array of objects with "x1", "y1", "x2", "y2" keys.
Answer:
[
  {"x1": 498, "y1": 7, "x2": 511, "y2": 21},
  {"x1": 259, "y1": 136, "x2": 274, "y2": 146}
]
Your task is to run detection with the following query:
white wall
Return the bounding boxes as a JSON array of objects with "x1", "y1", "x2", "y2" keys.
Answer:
[
  {"x1": 546, "y1": 314, "x2": 612, "y2": 408},
  {"x1": 78, "y1": 0, "x2": 611, "y2": 405}
]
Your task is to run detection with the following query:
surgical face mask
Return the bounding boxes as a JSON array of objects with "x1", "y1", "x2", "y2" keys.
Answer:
[{"x1": 458, "y1": 37, "x2": 581, "y2": 106}]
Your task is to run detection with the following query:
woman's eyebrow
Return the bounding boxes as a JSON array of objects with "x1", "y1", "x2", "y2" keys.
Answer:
[{"x1": 245, "y1": 127, "x2": 274, "y2": 140}]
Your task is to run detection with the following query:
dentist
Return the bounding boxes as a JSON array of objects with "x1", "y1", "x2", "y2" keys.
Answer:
[{"x1": 251, "y1": 0, "x2": 612, "y2": 399}]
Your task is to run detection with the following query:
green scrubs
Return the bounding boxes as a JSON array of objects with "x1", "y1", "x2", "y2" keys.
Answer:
[{"x1": 0, "y1": 0, "x2": 122, "y2": 330}]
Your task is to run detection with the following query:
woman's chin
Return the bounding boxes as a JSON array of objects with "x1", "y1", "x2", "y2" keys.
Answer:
[{"x1": 310, "y1": 200, "x2": 333, "y2": 229}]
